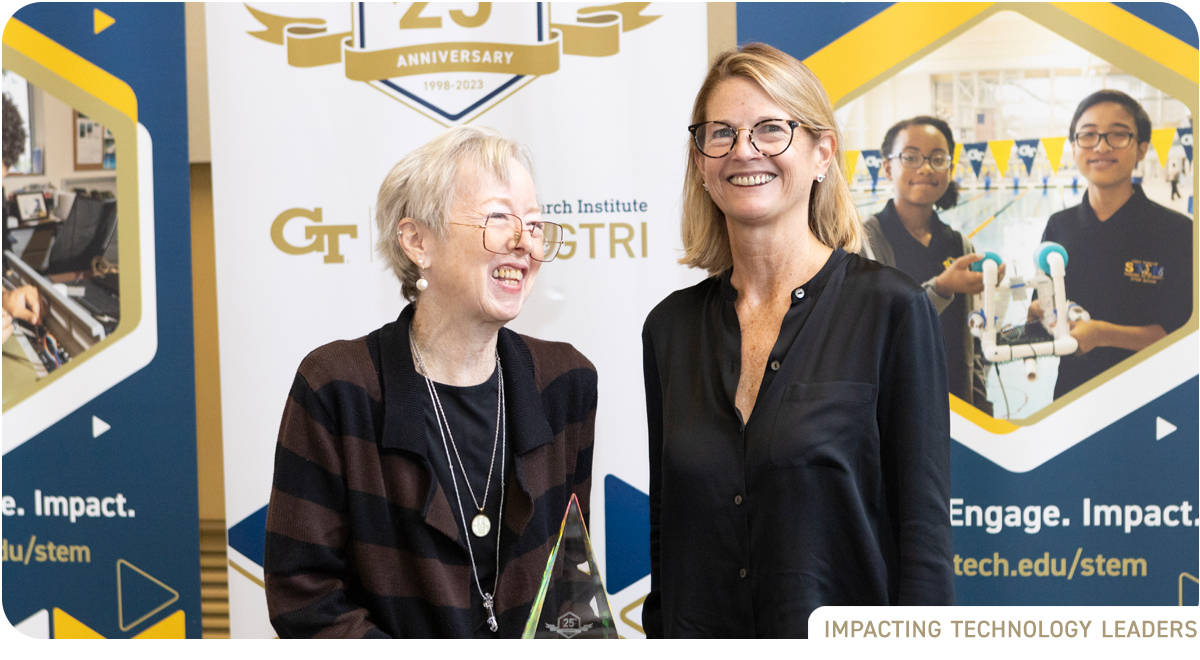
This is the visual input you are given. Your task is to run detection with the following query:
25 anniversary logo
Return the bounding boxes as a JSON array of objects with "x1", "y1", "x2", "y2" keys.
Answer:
[{"x1": 246, "y1": 2, "x2": 661, "y2": 124}]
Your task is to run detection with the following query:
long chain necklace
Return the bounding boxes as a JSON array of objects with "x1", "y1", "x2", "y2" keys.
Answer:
[
  {"x1": 410, "y1": 328, "x2": 506, "y2": 633},
  {"x1": 415, "y1": 340, "x2": 503, "y2": 538}
]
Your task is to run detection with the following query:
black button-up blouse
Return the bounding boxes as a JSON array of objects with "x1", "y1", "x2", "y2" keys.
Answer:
[{"x1": 641, "y1": 249, "x2": 955, "y2": 638}]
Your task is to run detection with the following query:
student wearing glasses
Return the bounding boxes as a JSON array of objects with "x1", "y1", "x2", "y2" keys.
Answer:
[
  {"x1": 860, "y1": 116, "x2": 1003, "y2": 415},
  {"x1": 264, "y1": 126, "x2": 597, "y2": 638},
  {"x1": 1028, "y1": 90, "x2": 1192, "y2": 400},
  {"x1": 641, "y1": 44, "x2": 954, "y2": 639}
]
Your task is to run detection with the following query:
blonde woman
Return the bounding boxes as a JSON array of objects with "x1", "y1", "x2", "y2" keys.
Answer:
[
  {"x1": 265, "y1": 126, "x2": 596, "y2": 638},
  {"x1": 642, "y1": 44, "x2": 954, "y2": 638}
]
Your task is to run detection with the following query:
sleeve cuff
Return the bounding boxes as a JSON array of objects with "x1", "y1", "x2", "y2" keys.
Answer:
[{"x1": 923, "y1": 278, "x2": 953, "y2": 314}]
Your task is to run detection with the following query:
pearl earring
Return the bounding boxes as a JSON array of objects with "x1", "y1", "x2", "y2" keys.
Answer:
[
  {"x1": 416, "y1": 260, "x2": 428, "y2": 292},
  {"x1": 703, "y1": 182, "x2": 709, "y2": 192},
  {"x1": 816, "y1": 173, "x2": 826, "y2": 182}
]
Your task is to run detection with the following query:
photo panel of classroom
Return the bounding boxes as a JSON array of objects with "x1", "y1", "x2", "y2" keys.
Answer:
[
  {"x1": 3, "y1": 69, "x2": 120, "y2": 405},
  {"x1": 838, "y1": 10, "x2": 1193, "y2": 420}
]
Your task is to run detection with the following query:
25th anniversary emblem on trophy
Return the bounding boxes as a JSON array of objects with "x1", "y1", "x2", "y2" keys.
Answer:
[
  {"x1": 245, "y1": 2, "x2": 661, "y2": 125},
  {"x1": 523, "y1": 494, "x2": 618, "y2": 639}
]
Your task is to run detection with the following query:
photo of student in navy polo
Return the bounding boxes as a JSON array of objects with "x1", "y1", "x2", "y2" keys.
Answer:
[{"x1": 1028, "y1": 90, "x2": 1193, "y2": 400}]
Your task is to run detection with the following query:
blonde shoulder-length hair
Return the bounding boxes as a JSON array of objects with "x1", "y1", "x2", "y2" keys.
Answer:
[{"x1": 681, "y1": 42, "x2": 861, "y2": 275}]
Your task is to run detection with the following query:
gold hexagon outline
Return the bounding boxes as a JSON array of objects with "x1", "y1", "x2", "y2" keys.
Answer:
[
  {"x1": 804, "y1": 2, "x2": 1198, "y2": 432},
  {"x1": 2, "y1": 19, "x2": 143, "y2": 412}
]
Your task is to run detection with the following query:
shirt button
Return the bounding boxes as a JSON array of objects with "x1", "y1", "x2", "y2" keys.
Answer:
[
  {"x1": 795, "y1": 288, "x2": 805, "y2": 299},
  {"x1": 739, "y1": 568, "x2": 747, "y2": 578},
  {"x1": 734, "y1": 495, "x2": 743, "y2": 505},
  {"x1": 770, "y1": 360, "x2": 780, "y2": 371}
]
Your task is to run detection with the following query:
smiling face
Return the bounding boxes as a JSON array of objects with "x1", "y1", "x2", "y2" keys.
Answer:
[
  {"x1": 883, "y1": 124, "x2": 951, "y2": 211},
  {"x1": 696, "y1": 77, "x2": 832, "y2": 228},
  {"x1": 421, "y1": 159, "x2": 542, "y2": 328},
  {"x1": 1072, "y1": 101, "x2": 1149, "y2": 191}
]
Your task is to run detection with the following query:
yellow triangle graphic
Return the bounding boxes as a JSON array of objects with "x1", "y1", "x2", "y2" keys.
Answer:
[
  {"x1": 52, "y1": 608, "x2": 106, "y2": 639},
  {"x1": 953, "y1": 142, "x2": 963, "y2": 169},
  {"x1": 988, "y1": 140, "x2": 1014, "y2": 177},
  {"x1": 133, "y1": 610, "x2": 186, "y2": 639},
  {"x1": 1041, "y1": 136, "x2": 1067, "y2": 174},
  {"x1": 94, "y1": 9, "x2": 116, "y2": 34},
  {"x1": 1150, "y1": 127, "x2": 1176, "y2": 169},
  {"x1": 843, "y1": 150, "x2": 859, "y2": 182}
]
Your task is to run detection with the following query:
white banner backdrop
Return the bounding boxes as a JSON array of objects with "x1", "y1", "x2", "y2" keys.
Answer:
[{"x1": 206, "y1": 2, "x2": 708, "y2": 638}]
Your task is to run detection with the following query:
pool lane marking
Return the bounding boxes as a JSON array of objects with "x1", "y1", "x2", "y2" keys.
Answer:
[{"x1": 967, "y1": 188, "x2": 1032, "y2": 239}]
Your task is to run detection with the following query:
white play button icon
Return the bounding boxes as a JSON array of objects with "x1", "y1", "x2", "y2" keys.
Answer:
[
  {"x1": 1155, "y1": 416, "x2": 1176, "y2": 441},
  {"x1": 92, "y1": 416, "x2": 111, "y2": 438}
]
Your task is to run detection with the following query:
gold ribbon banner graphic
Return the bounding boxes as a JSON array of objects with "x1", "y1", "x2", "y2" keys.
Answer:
[{"x1": 245, "y1": 3, "x2": 660, "y2": 79}]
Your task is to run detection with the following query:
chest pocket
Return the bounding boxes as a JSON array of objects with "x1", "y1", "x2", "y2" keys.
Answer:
[{"x1": 769, "y1": 381, "x2": 877, "y2": 470}]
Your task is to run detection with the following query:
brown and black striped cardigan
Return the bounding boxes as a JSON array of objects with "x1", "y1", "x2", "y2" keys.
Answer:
[{"x1": 264, "y1": 305, "x2": 597, "y2": 638}]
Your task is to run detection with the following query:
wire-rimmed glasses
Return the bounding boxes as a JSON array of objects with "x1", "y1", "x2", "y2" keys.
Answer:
[
  {"x1": 888, "y1": 149, "x2": 953, "y2": 171},
  {"x1": 1072, "y1": 130, "x2": 1135, "y2": 149},
  {"x1": 688, "y1": 119, "x2": 803, "y2": 158},
  {"x1": 450, "y1": 212, "x2": 564, "y2": 262}
]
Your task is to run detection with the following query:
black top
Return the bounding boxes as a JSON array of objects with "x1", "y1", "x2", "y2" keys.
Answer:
[
  {"x1": 422, "y1": 367, "x2": 513, "y2": 631},
  {"x1": 876, "y1": 200, "x2": 969, "y2": 400},
  {"x1": 1042, "y1": 186, "x2": 1192, "y2": 399},
  {"x1": 641, "y1": 250, "x2": 955, "y2": 639}
]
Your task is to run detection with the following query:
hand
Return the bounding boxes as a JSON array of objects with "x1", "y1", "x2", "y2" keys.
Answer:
[
  {"x1": 1069, "y1": 319, "x2": 1103, "y2": 355},
  {"x1": 1026, "y1": 299, "x2": 1043, "y2": 325},
  {"x1": 934, "y1": 254, "x2": 1006, "y2": 296},
  {"x1": 2, "y1": 285, "x2": 42, "y2": 325},
  {"x1": 2, "y1": 309, "x2": 11, "y2": 343}
]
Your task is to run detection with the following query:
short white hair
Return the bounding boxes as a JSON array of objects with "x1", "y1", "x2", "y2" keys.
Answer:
[{"x1": 374, "y1": 125, "x2": 534, "y2": 301}]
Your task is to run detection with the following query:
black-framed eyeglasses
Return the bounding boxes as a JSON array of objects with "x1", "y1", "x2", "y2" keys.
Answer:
[
  {"x1": 888, "y1": 149, "x2": 952, "y2": 171},
  {"x1": 1073, "y1": 130, "x2": 1135, "y2": 149},
  {"x1": 688, "y1": 119, "x2": 804, "y2": 158},
  {"x1": 450, "y1": 212, "x2": 564, "y2": 262}
]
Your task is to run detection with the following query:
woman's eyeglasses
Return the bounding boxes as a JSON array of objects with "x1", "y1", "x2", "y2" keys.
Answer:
[
  {"x1": 450, "y1": 213, "x2": 565, "y2": 262},
  {"x1": 688, "y1": 119, "x2": 805, "y2": 158},
  {"x1": 889, "y1": 149, "x2": 952, "y2": 171}
]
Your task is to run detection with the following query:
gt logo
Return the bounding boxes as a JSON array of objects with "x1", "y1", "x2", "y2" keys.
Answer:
[
  {"x1": 966, "y1": 149, "x2": 985, "y2": 162},
  {"x1": 1017, "y1": 144, "x2": 1037, "y2": 158},
  {"x1": 863, "y1": 154, "x2": 882, "y2": 168},
  {"x1": 1181, "y1": 132, "x2": 1192, "y2": 147},
  {"x1": 270, "y1": 208, "x2": 358, "y2": 264}
]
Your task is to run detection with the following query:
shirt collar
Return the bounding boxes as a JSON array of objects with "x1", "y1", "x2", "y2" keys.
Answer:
[
  {"x1": 377, "y1": 305, "x2": 554, "y2": 458},
  {"x1": 1078, "y1": 184, "x2": 1149, "y2": 226},
  {"x1": 718, "y1": 246, "x2": 849, "y2": 305},
  {"x1": 877, "y1": 198, "x2": 951, "y2": 245}
]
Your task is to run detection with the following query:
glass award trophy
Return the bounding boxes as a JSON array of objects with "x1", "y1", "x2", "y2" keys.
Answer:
[{"x1": 521, "y1": 494, "x2": 618, "y2": 639}]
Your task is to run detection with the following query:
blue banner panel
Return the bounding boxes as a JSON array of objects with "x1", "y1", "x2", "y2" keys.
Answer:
[
  {"x1": 739, "y1": 1, "x2": 1199, "y2": 609},
  {"x1": 736, "y1": 2, "x2": 893, "y2": 60},
  {"x1": 952, "y1": 379, "x2": 1198, "y2": 605},
  {"x1": 3, "y1": 3, "x2": 199, "y2": 639}
]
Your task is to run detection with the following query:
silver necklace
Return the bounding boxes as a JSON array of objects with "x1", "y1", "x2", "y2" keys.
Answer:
[
  {"x1": 410, "y1": 328, "x2": 506, "y2": 633},
  {"x1": 411, "y1": 334, "x2": 503, "y2": 537}
]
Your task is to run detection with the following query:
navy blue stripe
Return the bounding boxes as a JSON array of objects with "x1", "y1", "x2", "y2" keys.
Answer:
[
  {"x1": 345, "y1": 489, "x2": 470, "y2": 561},
  {"x1": 266, "y1": 531, "x2": 348, "y2": 578},
  {"x1": 289, "y1": 373, "x2": 383, "y2": 445},
  {"x1": 273, "y1": 445, "x2": 348, "y2": 512},
  {"x1": 539, "y1": 367, "x2": 599, "y2": 437},
  {"x1": 1115, "y1": 2, "x2": 1198, "y2": 48},
  {"x1": 737, "y1": 2, "x2": 894, "y2": 61},
  {"x1": 270, "y1": 582, "x2": 357, "y2": 638}
]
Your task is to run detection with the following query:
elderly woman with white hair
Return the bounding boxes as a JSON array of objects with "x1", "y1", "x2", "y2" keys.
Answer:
[{"x1": 264, "y1": 126, "x2": 597, "y2": 638}]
